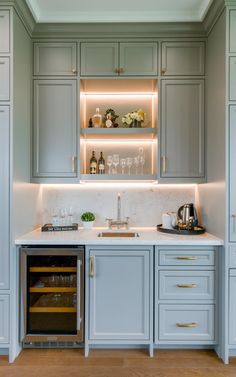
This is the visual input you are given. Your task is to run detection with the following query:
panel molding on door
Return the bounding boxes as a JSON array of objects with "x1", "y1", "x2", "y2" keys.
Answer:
[
  {"x1": 229, "y1": 105, "x2": 236, "y2": 241},
  {"x1": 80, "y1": 43, "x2": 118, "y2": 76},
  {"x1": 0, "y1": 10, "x2": 10, "y2": 53},
  {"x1": 0, "y1": 57, "x2": 10, "y2": 101},
  {"x1": 0, "y1": 295, "x2": 9, "y2": 343}
]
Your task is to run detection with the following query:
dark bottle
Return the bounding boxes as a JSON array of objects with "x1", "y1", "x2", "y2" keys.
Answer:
[
  {"x1": 90, "y1": 151, "x2": 97, "y2": 174},
  {"x1": 88, "y1": 118, "x2": 93, "y2": 128},
  {"x1": 98, "y1": 152, "x2": 105, "y2": 174}
]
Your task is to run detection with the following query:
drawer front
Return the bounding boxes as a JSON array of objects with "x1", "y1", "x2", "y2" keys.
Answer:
[
  {"x1": 158, "y1": 248, "x2": 215, "y2": 266},
  {"x1": 0, "y1": 295, "x2": 9, "y2": 343},
  {"x1": 0, "y1": 57, "x2": 10, "y2": 101},
  {"x1": 159, "y1": 270, "x2": 215, "y2": 300},
  {"x1": 0, "y1": 10, "x2": 10, "y2": 53},
  {"x1": 159, "y1": 304, "x2": 214, "y2": 341},
  {"x1": 230, "y1": 246, "x2": 236, "y2": 268}
]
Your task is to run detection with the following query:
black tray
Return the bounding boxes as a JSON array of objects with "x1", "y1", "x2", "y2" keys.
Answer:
[
  {"x1": 41, "y1": 223, "x2": 78, "y2": 232},
  {"x1": 157, "y1": 224, "x2": 206, "y2": 235}
]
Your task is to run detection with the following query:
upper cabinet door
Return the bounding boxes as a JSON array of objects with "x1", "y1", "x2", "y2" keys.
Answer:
[
  {"x1": 160, "y1": 79, "x2": 204, "y2": 179},
  {"x1": 33, "y1": 80, "x2": 77, "y2": 178},
  {"x1": 34, "y1": 43, "x2": 77, "y2": 76},
  {"x1": 0, "y1": 10, "x2": 10, "y2": 53},
  {"x1": 161, "y1": 42, "x2": 205, "y2": 76},
  {"x1": 0, "y1": 57, "x2": 10, "y2": 101},
  {"x1": 229, "y1": 10, "x2": 236, "y2": 53},
  {"x1": 80, "y1": 43, "x2": 118, "y2": 76},
  {"x1": 119, "y1": 42, "x2": 158, "y2": 76},
  {"x1": 229, "y1": 106, "x2": 236, "y2": 242},
  {"x1": 229, "y1": 57, "x2": 236, "y2": 100}
]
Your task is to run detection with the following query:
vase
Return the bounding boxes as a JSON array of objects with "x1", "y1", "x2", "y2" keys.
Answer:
[
  {"x1": 129, "y1": 119, "x2": 141, "y2": 128},
  {"x1": 82, "y1": 221, "x2": 94, "y2": 229}
]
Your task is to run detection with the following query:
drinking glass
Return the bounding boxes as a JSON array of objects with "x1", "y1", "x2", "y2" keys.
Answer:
[
  {"x1": 139, "y1": 155, "x2": 145, "y2": 175},
  {"x1": 120, "y1": 158, "x2": 126, "y2": 174},
  {"x1": 138, "y1": 146, "x2": 144, "y2": 157},
  {"x1": 133, "y1": 157, "x2": 139, "y2": 175},
  {"x1": 113, "y1": 154, "x2": 120, "y2": 174},
  {"x1": 126, "y1": 157, "x2": 133, "y2": 175},
  {"x1": 68, "y1": 206, "x2": 74, "y2": 225},
  {"x1": 107, "y1": 155, "x2": 113, "y2": 174}
]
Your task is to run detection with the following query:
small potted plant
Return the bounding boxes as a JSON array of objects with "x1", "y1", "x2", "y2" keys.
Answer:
[{"x1": 81, "y1": 211, "x2": 95, "y2": 229}]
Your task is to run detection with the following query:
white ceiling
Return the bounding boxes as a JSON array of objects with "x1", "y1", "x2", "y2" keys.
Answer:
[{"x1": 25, "y1": 0, "x2": 213, "y2": 23}]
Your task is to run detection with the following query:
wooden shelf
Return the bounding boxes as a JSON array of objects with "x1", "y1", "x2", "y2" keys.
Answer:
[
  {"x1": 29, "y1": 267, "x2": 77, "y2": 273},
  {"x1": 80, "y1": 174, "x2": 156, "y2": 182},
  {"x1": 29, "y1": 307, "x2": 76, "y2": 313},
  {"x1": 81, "y1": 127, "x2": 157, "y2": 139},
  {"x1": 30, "y1": 287, "x2": 77, "y2": 293}
]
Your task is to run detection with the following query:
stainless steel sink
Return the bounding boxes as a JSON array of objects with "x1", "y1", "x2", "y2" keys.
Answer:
[{"x1": 97, "y1": 232, "x2": 139, "y2": 238}]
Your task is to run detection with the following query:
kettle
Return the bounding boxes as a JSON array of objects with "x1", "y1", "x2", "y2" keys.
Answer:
[{"x1": 177, "y1": 203, "x2": 198, "y2": 228}]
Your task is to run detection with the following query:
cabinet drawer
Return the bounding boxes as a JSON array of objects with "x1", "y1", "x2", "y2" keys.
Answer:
[
  {"x1": 159, "y1": 304, "x2": 214, "y2": 341},
  {"x1": 161, "y1": 42, "x2": 205, "y2": 76},
  {"x1": 159, "y1": 270, "x2": 215, "y2": 300},
  {"x1": 0, "y1": 10, "x2": 10, "y2": 53},
  {"x1": 34, "y1": 43, "x2": 77, "y2": 76},
  {"x1": 0, "y1": 57, "x2": 10, "y2": 101},
  {"x1": 158, "y1": 248, "x2": 215, "y2": 266},
  {"x1": 0, "y1": 295, "x2": 9, "y2": 343}
]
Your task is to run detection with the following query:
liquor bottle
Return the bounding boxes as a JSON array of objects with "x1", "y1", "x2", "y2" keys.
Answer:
[
  {"x1": 98, "y1": 152, "x2": 105, "y2": 174},
  {"x1": 90, "y1": 151, "x2": 97, "y2": 174},
  {"x1": 92, "y1": 108, "x2": 102, "y2": 128}
]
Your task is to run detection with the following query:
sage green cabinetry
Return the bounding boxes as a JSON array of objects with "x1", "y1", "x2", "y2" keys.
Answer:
[
  {"x1": 0, "y1": 10, "x2": 10, "y2": 53},
  {"x1": 229, "y1": 57, "x2": 236, "y2": 100},
  {"x1": 229, "y1": 10, "x2": 236, "y2": 53},
  {"x1": 0, "y1": 57, "x2": 10, "y2": 101},
  {"x1": 34, "y1": 42, "x2": 77, "y2": 76},
  {"x1": 161, "y1": 42, "x2": 205, "y2": 76},
  {"x1": 229, "y1": 106, "x2": 236, "y2": 241},
  {"x1": 0, "y1": 295, "x2": 9, "y2": 344},
  {"x1": 81, "y1": 42, "x2": 158, "y2": 76},
  {"x1": 160, "y1": 79, "x2": 205, "y2": 180},
  {"x1": 33, "y1": 80, "x2": 78, "y2": 180}
]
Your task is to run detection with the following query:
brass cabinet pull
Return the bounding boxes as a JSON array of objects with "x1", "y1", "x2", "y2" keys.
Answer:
[
  {"x1": 72, "y1": 68, "x2": 77, "y2": 74},
  {"x1": 161, "y1": 68, "x2": 166, "y2": 75},
  {"x1": 161, "y1": 156, "x2": 166, "y2": 173},
  {"x1": 176, "y1": 256, "x2": 198, "y2": 260},
  {"x1": 119, "y1": 68, "x2": 125, "y2": 74},
  {"x1": 0, "y1": 61, "x2": 5, "y2": 65},
  {"x1": 114, "y1": 68, "x2": 119, "y2": 74},
  {"x1": 176, "y1": 283, "x2": 198, "y2": 288},
  {"x1": 176, "y1": 322, "x2": 198, "y2": 328},
  {"x1": 0, "y1": 15, "x2": 5, "y2": 18},
  {"x1": 72, "y1": 156, "x2": 77, "y2": 173},
  {"x1": 89, "y1": 256, "x2": 95, "y2": 278}
]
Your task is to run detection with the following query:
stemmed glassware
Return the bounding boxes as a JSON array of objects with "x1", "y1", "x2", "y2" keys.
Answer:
[
  {"x1": 113, "y1": 154, "x2": 120, "y2": 174},
  {"x1": 107, "y1": 155, "x2": 113, "y2": 174},
  {"x1": 133, "y1": 157, "x2": 139, "y2": 175},
  {"x1": 126, "y1": 157, "x2": 133, "y2": 175},
  {"x1": 120, "y1": 158, "x2": 126, "y2": 174},
  {"x1": 138, "y1": 147, "x2": 145, "y2": 175}
]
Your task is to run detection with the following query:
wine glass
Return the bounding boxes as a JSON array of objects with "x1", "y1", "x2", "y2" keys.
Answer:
[
  {"x1": 126, "y1": 157, "x2": 133, "y2": 175},
  {"x1": 139, "y1": 155, "x2": 145, "y2": 175},
  {"x1": 133, "y1": 157, "x2": 139, "y2": 175},
  {"x1": 138, "y1": 146, "x2": 145, "y2": 157},
  {"x1": 113, "y1": 154, "x2": 120, "y2": 174},
  {"x1": 107, "y1": 155, "x2": 113, "y2": 174},
  {"x1": 120, "y1": 158, "x2": 126, "y2": 174}
]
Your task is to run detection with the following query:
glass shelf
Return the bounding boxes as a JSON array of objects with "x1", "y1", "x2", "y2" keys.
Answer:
[
  {"x1": 81, "y1": 127, "x2": 157, "y2": 140},
  {"x1": 80, "y1": 174, "x2": 156, "y2": 182}
]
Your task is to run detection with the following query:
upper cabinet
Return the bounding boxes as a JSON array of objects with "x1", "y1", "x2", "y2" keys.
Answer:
[
  {"x1": 0, "y1": 57, "x2": 10, "y2": 101},
  {"x1": 80, "y1": 42, "x2": 158, "y2": 76},
  {"x1": 0, "y1": 10, "x2": 10, "y2": 53},
  {"x1": 160, "y1": 79, "x2": 205, "y2": 180},
  {"x1": 33, "y1": 42, "x2": 77, "y2": 76},
  {"x1": 229, "y1": 57, "x2": 236, "y2": 100},
  {"x1": 229, "y1": 10, "x2": 236, "y2": 53},
  {"x1": 161, "y1": 42, "x2": 205, "y2": 76}
]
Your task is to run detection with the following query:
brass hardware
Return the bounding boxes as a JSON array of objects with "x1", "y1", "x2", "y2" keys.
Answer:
[
  {"x1": 72, "y1": 156, "x2": 77, "y2": 173},
  {"x1": 162, "y1": 156, "x2": 166, "y2": 174},
  {"x1": 0, "y1": 110, "x2": 4, "y2": 113},
  {"x1": 176, "y1": 283, "x2": 198, "y2": 288},
  {"x1": 232, "y1": 214, "x2": 236, "y2": 232},
  {"x1": 72, "y1": 69, "x2": 77, "y2": 74},
  {"x1": 161, "y1": 69, "x2": 166, "y2": 75},
  {"x1": 176, "y1": 256, "x2": 198, "y2": 260},
  {"x1": 114, "y1": 68, "x2": 119, "y2": 74},
  {"x1": 89, "y1": 256, "x2": 95, "y2": 278},
  {"x1": 176, "y1": 322, "x2": 198, "y2": 328},
  {"x1": 0, "y1": 61, "x2": 5, "y2": 64},
  {"x1": 119, "y1": 68, "x2": 125, "y2": 74}
]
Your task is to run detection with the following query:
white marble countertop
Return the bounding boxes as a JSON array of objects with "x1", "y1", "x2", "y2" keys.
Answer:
[{"x1": 15, "y1": 227, "x2": 224, "y2": 246}]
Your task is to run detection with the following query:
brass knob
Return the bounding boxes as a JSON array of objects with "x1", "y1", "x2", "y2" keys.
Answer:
[
  {"x1": 114, "y1": 68, "x2": 119, "y2": 74},
  {"x1": 72, "y1": 69, "x2": 77, "y2": 74},
  {"x1": 119, "y1": 68, "x2": 125, "y2": 74},
  {"x1": 161, "y1": 69, "x2": 166, "y2": 75}
]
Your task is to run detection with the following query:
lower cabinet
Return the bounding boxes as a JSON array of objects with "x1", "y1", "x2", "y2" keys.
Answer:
[
  {"x1": 0, "y1": 295, "x2": 9, "y2": 344},
  {"x1": 87, "y1": 246, "x2": 153, "y2": 342},
  {"x1": 155, "y1": 246, "x2": 216, "y2": 344},
  {"x1": 229, "y1": 271, "x2": 236, "y2": 344}
]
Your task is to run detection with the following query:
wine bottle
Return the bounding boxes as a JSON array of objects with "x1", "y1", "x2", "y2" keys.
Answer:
[
  {"x1": 92, "y1": 108, "x2": 102, "y2": 128},
  {"x1": 90, "y1": 151, "x2": 97, "y2": 174},
  {"x1": 98, "y1": 152, "x2": 105, "y2": 174}
]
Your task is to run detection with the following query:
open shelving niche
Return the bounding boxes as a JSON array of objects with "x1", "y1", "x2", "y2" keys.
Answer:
[{"x1": 80, "y1": 79, "x2": 158, "y2": 181}]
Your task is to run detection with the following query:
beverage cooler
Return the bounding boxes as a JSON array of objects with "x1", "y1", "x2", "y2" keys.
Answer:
[{"x1": 20, "y1": 246, "x2": 84, "y2": 347}]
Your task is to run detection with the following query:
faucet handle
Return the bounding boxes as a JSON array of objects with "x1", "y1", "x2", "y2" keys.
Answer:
[
  {"x1": 125, "y1": 217, "x2": 130, "y2": 229},
  {"x1": 105, "y1": 218, "x2": 113, "y2": 229}
]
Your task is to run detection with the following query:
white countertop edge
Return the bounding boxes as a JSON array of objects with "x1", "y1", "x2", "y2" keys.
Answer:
[{"x1": 15, "y1": 227, "x2": 224, "y2": 246}]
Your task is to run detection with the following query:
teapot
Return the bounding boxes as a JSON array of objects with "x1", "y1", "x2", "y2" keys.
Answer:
[{"x1": 177, "y1": 203, "x2": 198, "y2": 228}]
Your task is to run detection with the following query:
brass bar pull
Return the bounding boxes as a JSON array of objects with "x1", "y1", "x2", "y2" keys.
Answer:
[
  {"x1": 72, "y1": 156, "x2": 77, "y2": 173},
  {"x1": 162, "y1": 156, "x2": 166, "y2": 174},
  {"x1": 176, "y1": 283, "x2": 198, "y2": 288},
  {"x1": 0, "y1": 15, "x2": 4, "y2": 18},
  {"x1": 119, "y1": 68, "x2": 125, "y2": 74},
  {"x1": 89, "y1": 256, "x2": 95, "y2": 278},
  {"x1": 114, "y1": 68, "x2": 119, "y2": 74},
  {"x1": 176, "y1": 256, "x2": 198, "y2": 260},
  {"x1": 176, "y1": 322, "x2": 198, "y2": 328},
  {"x1": 232, "y1": 214, "x2": 236, "y2": 232},
  {"x1": 0, "y1": 61, "x2": 5, "y2": 65}
]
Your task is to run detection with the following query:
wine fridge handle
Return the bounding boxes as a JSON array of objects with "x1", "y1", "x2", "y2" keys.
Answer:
[{"x1": 77, "y1": 259, "x2": 81, "y2": 331}]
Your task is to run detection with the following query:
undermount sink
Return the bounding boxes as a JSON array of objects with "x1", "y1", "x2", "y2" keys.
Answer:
[{"x1": 97, "y1": 232, "x2": 139, "y2": 238}]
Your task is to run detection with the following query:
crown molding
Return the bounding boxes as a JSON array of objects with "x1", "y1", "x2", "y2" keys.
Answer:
[
  {"x1": 0, "y1": 0, "x2": 35, "y2": 35},
  {"x1": 203, "y1": 0, "x2": 226, "y2": 35}
]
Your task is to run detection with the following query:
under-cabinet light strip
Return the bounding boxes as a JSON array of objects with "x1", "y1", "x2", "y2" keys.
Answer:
[
  {"x1": 81, "y1": 93, "x2": 157, "y2": 97},
  {"x1": 81, "y1": 139, "x2": 155, "y2": 144}
]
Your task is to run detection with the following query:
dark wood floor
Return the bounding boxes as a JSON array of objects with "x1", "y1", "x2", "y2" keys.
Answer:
[{"x1": 1, "y1": 349, "x2": 236, "y2": 377}]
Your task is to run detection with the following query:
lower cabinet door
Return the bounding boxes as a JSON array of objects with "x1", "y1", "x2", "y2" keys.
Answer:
[
  {"x1": 159, "y1": 304, "x2": 215, "y2": 341},
  {"x1": 0, "y1": 295, "x2": 9, "y2": 344},
  {"x1": 229, "y1": 274, "x2": 236, "y2": 344},
  {"x1": 89, "y1": 248, "x2": 151, "y2": 340}
]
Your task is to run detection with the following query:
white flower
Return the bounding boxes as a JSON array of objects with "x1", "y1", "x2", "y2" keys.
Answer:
[{"x1": 122, "y1": 110, "x2": 144, "y2": 124}]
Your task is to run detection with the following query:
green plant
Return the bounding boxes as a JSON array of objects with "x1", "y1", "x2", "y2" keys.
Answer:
[{"x1": 81, "y1": 212, "x2": 95, "y2": 222}]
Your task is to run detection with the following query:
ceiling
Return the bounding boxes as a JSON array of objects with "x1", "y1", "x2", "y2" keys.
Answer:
[{"x1": 25, "y1": 0, "x2": 213, "y2": 23}]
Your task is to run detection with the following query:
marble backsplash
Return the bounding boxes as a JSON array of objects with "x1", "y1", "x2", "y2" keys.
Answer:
[{"x1": 41, "y1": 185, "x2": 196, "y2": 227}]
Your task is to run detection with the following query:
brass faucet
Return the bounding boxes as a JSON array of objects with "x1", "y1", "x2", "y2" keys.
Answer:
[{"x1": 106, "y1": 193, "x2": 129, "y2": 229}]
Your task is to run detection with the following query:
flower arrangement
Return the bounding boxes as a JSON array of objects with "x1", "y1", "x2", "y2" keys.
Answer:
[{"x1": 121, "y1": 109, "x2": 145, "y2": 127}]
